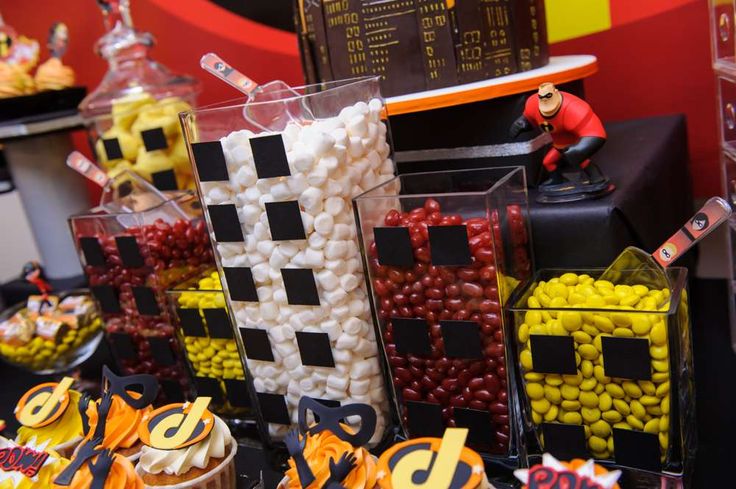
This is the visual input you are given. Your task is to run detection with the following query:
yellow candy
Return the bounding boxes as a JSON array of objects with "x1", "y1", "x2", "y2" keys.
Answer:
[
  {"x1": 612, "y1": 399, "x2": 631, "y2": 416},
  {"x1": 560, "y1": 311, "x2": 582, "y2": 332},
  {"x1": 605, "y1": 384, "x2": 625, "y2": 399},
  {"x1": 560, "y1": 273, "x2": 579, "y2": 286},
  {"x1": 650, "y1": 321, "x2": 667, "y2": 345},
  {"x1": 630, "y1": 400, "x2": 646, "y2": 420},
  {"x1": 525, "y1": 372, "x2": 545, "y2": 382},
  {"x1": 659, "y1": 431, "x2": 668, "y2": 450},
  {"x1": 518, "y1": 324, "x2": 530, "y2": 343},
  {"x1": 561, "y1": 400, "x2": 581, "y2": 411},
  {"x1": 661, "y1": 397, "x2": 670, "y2": 415},
  {"x1": 622, "y1": 381, "x2": 642, "y2": 398},
  {"x1": 544, "y1": 385, "x2": 562, "y2": 404},
  {"x1": 593, "y1": 366, "x2": 610, "y2": 384},
  {"x1": 578, "y1": 344, "x2": 598, "y2": 360},
  {"x1": 588, "y1": 435, "x2": 607, "y2": 453},
  {"x1": 572, "y1": 331, "x2": 592, "y2": 344},
  {"x1": 602, "y1": 411, "x2": 623, "y2": 425},
  {"x1": 639, "y1": 380, "x2": 656, "y2": 396},
  {"x1": 579, "y1": 391, "x2": 598, "y2": 408},
  {"x1": 544, "y1": 405, "x2": 559, "y2": 422},
  {"x1": 626, "y1": 415, "x2": 644, "y2": 430},
  {"x1": 531, "y1": 398, "x2": 551, "y2": 414},
  {"x1": 545, "y1": 375, "x2": 564, "y2": 386},
  {"x1": 561, "y1": 384, "x2": 580, "y2": 400},
  {"x1": 659, "y1": 414, "x2": 669, "y2": 432},
  {"x1": 650, "y1": 345, "x2": 669, "y2": 360},
  {"x1": 526, "y1": 383, "x2": 544, "y2": 400},
  {"x1": 581, "y1": 407, "x2": 601, "y2": 423},
  {"x1": 592, "y1": 316, "x2": 614, "y2": 333},
  {"x1": 562, "y1": 412, "x2": 583, "y2": 425}
]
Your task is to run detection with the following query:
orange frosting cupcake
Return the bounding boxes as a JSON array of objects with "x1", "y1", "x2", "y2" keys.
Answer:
[
  {"x1": 284, "y1": 431, "x2": 377, "y2": 489},
  {"x1": 83, "y1": 393, "x2": 151, "y2": 457},
  {"x1": 0, "y1": 63, "x2": 25, "y2": 97},
  {"x1": 35, "y1": 57, "x2": 74, "y2": 91},
  {"x1": 54, "y1": 451, "x2": 142, "y2": 489}
]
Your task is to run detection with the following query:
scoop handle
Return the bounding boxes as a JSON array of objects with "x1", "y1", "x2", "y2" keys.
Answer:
[
  {"x1": 200, "y1": 53, "x2": 258, "y2": 95},
  {"x1": 66, "y1": 151, "x2": 109, "y2": 187},
  {"x1": 652, "y1": 196, "x2": 732, "y2": 267}
]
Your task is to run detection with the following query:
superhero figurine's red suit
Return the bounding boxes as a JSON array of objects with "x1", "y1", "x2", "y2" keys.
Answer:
[{"x1": 511, "y1": 82, "x2": 609, "y2": 191}]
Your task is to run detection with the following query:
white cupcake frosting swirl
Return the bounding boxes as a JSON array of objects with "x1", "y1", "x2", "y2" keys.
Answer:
[{"x1": 138, "y1": 415, "x2": 231, "y2": 476}]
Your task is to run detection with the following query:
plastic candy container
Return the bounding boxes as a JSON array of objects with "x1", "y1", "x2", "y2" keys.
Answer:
[
  {"x1": 509, "y1": 268, "x2": 695, "y2": 481},
  {"x1": 353, "y1": 167, "x2": 532, "y2": 460},
  {"x1": 79, "y1": 0, "x2": 199, "y2": 190},
  {"x1": 180, "y1": 77, "x2": 395, "y2": 445},
  {"x1": 69, "y1": 190, "x2": 213, "y2": 402},
  {"x1": 168, "y1": 269, "x2": 251, "y2": 418}
]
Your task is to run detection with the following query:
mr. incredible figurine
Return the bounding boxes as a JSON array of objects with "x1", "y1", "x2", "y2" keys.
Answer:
[{"x1": 510, "y1": 82, "x2": 614, "y2": 203}]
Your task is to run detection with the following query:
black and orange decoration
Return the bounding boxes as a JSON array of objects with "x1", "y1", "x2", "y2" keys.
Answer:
[
  {"x1": 138, "y1": 397, "x2": 214, "y2": 450},
  {"x1": 15, "y1": 377, "x2": 74, "y2": 429}
]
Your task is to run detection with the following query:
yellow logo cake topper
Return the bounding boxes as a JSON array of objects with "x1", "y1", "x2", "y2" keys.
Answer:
[
  {"x1": 377, "y1": 428, "x2": 484, "y2": 489},
  {"x1": 138, "y1": 397, "x2": 214, "y2": 450},
  {"x1": 14, "y1": 377, "x2": 74, "y2": 428}
]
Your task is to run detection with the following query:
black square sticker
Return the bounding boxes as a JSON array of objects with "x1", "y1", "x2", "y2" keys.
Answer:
[
  {"x1": 428, "y1": 225, "x2": 472, "y2": 266},
  {"x1": 160, "y1": 379, "x2": 185, "y2": 403},
  {"x1": 132, "y1": 286, "x2": 161, "y2": 316},
  {"x1": 102, "y1": 138, "x2": 123, "y2": 160},
  {"x1": 223, "y1": 267, "x2": 259, "y2": 302},
  {"x1": 250, "y1": 134, "x2": 291, "y2": 179},
  {"x1": 194, "y1": 376, "x2": 224, "y2": 405},
  {"x1": 602, "y1": 336, "x2": 652, "y2": 380},
  {"x1": 296, "y1": 332, "x2": 335, "y2": 368},
  {"x1": 240, "y1": 327, "x2": 274, "y2": 362},
  {"x1": 257, "y1": 393, "x2": 291, "y2": 425},
  {"x1": 374, "y1": 227, "x2": 414, "y2": 267},
  {"x1": 441, "y1": 320, "x2": 483, "y2": 359},
  {"x1": 455, "y1": 408, "x2": 495, "y2": 446},
  {"x1": 224, "y1": 379, "x2": 251, "y2": 408},
  {"x1": 192, "y1": 141, "x2": 229, "y2": 182},
  {"x1": 115, "y1": 236, "x2": 145, "y2": 268},
  {"x1": 265, "y1": 201, "x2": 306, "y2": 241},
  {"x1": 148, "y1": 336, "x2": 176, "y2": 366},
  {"x1": 613, "y1": 428, "x2": 661, "y2": 472},
  {"x1": 177, "y1": 308, "x2": 206, "y2": 337},
  {"x1": 282, "y1": 268, "x2": 320, "y2": 306},
  {"x1": 203, "y1": 308, "x2": 233, "y2": 339},
  {"x1": 141, "y1": 127, "x2": 169, "y2": 152},
  {"x1": 109, "y1": 332, "x2": 137, "y2": 360},
  {"x1": 530, "y1": 335, "x2": 577, "y2": 375},
  {"x1": 208, "y1": 204, "x2": 244, "y2": 243},
  {"x1": 542, "y1": 423, "x2": 590, "y2": 460},
  {"x1": 152, "y1": 169, "x2": 178, "y2": 191},
  {"x1": 79, "y1": 237, "x2": 106, "y2": 267},
  {"x1": 392, "y1": 317, "x2": 431, "y2": 356},
  {"x1": 406, "y1": 401, "x2": 444, "y2": 438},
  {"x1": 91, "y1": 285, "x2": 121, "y2": 314}
]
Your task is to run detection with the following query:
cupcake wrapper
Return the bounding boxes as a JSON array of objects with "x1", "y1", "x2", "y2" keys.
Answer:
[{"x1": 136, "y1": 437, "x2": 237, "y2": 489}]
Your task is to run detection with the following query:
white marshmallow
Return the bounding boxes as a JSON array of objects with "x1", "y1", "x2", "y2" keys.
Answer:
[
  {"x1": 270, "y1": 182, "x2": 293, "y2": 201},
  {"x1": 350, "y1": 359, "x2": 374, "y2": 380},
  {"x1": 320, "y1": 319, "x2": 341, "y2": 341},
  {"x1": 300, "y1": 187, "x2": 324, "y2": 214},
  {"x1": 269, "y1": 249, "x2": 289, "y2": 269},
  {"x1": 260, "y1": 302, "x2": 279, "y2": 320},
  {"x1": 256, "y1": 240, "x2": 275, "y2": 256},
  {"x1": 324, "y1": 288, "x2": 347, "y2": 306},
  {"x1": 349, "y1": 378, "x2": 371, "y2": 395},
  {"x1": 324, "y1": 240, "x2": 348, "y2": 260},
  {"x1": 278, "y1": 243, "x2": 299, "y2": 258},
  {"x1": 333, "y1": 349, "x2": 352, "y2": 364},
  {"x1": 342, "y1": 317, "x2": 363, "y2": 335},
  {"x1": 327, "y1": 374, "x2": 350, "y2": 391},
  {"x1": 339, "y1": 273, "x2": 360, "y2": 292},
  {"x1": 289, "y1": 150, "x2": 314, "y2": 173},
  {"x1": 316, "y1": 270, "x2": 340, "y2": 291},
  {"x1": 304, "y1": 248, "x2": 324, "y2": 268},
  {"x1": 287, "y1": 172, "x2": 309, "y2": 194},
  {"x1": 314, "y1": 212, "x2": 335, "y2": 235},
  {"x1": 324, "y1": 196, "x2": 345, "y2": 216},
  {"x1": 325, "y1": 259, "x2": 348, "y2": 275},
  {"x1": 347, "y1": 114, "x2": 368, "y2": 138},
  {"x1": 336, "y1": 333, "x2": 359, "y2": 350},
  {"x1": 330, "y1": 304, "x2": 350, "y2": 321},
  {"x1": 308, "y1": 232, "x2": 327, "y2": 249},
  {"x1": 306, "y1": 166, "x2": 328, "y2": 187}
]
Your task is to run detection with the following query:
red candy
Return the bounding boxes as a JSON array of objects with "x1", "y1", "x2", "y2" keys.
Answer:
[
  {"x1": 369, "y1": 198, "x2": 529, "y2": 454},
  {"x1": 76, "y1": 218, "x2": 213, "y2": 401}
]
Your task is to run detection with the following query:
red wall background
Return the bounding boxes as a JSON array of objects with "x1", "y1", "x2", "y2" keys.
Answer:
[{"x1": 0, "y1": 0, "x2": 719, "y2": 197}]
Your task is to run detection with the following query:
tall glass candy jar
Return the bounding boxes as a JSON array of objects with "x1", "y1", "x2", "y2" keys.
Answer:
[
  {"x1": 180, "y1": 77, "x2": 395, "y2": 445},
  {"x1": 353, "y1": 167, "x2": 533, "y2": 462}
]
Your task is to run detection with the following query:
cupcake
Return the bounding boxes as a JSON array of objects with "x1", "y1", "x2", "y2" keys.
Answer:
[
  {"x1": 0, "y1": 435, "x2": 69, "y2": 488},
  {"x1": 279, "y1": 397, "x2": 379, "y2": 489},
  {"x1": 53, "y1": 444, "x2": 143, "y2": 489},
  {"x1": 0, "y1": 62, "x2": 26, "y2": 98},
  {"x1": 14, "y1": 377, "x2": 85, "y2": 458},
  {"x1": 35, "y1": 57, "x2": 74, "y2": 91},
  {"x1": 514, "y1": 453, "x2": 621, "y2": 489},
  {"x1": 282, "y1": 430, "x2": 377, "y2": 489},
  {"x1": 80, "y1": 368, "x2": 159, "y2": 461},
  {"x1": 135, "y1": 399, "x2": 237, "y2": 489},
  {"x1": 376, "y1": 430, "x2": 491, "y2": 489}
]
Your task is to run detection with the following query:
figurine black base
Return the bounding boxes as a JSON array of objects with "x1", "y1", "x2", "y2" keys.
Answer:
[{"x1": 537, "y1": 183, "x2": 615, "y2": 204}]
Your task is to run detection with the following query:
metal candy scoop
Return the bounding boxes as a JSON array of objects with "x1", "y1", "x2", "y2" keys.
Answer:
[
  {"x1": 599, "y1": 197, "x2": 732, "y2": 289},
  {"x1": 200, "y1": 52, "x2": 314, "y2": 131}
]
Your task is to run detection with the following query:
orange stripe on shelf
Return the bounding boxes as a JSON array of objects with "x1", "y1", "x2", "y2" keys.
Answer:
[{"x1": 386, "y1": 56, "x2": 598, "y2": 116}]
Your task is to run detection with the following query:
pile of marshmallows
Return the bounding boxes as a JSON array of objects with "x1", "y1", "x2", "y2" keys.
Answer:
[{"x1": 200, "y1": 98, "x2": 394, "y2": 443}]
